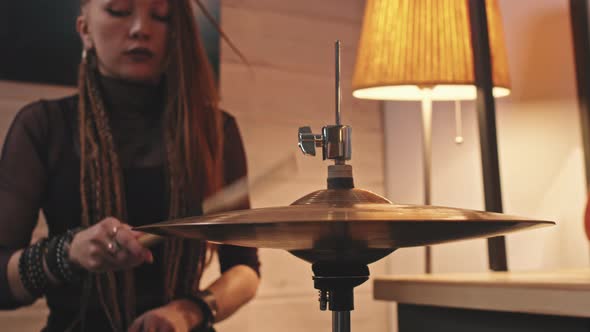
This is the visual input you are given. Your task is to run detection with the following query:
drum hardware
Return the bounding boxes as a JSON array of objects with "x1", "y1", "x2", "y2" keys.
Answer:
[{"x1": 136, "y1": 41, "x2": 554, "y2": 332}]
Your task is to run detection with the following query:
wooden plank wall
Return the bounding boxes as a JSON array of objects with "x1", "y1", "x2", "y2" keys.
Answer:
[
  {"x1": 0, "y1": 0, "x2": 388, "y2": 330},
  {"x1": 213, "y1": 0, "x2": 388, "y2": 330}
]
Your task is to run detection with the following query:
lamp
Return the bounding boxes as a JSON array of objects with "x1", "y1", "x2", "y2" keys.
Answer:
[{"x1": 352, "y1": 0, "x2": 511, "y2": 273}]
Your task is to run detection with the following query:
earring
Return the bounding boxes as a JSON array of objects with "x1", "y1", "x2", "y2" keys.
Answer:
[{"x1": 82, "y1": 49, "x2": 88, "y2": 62}]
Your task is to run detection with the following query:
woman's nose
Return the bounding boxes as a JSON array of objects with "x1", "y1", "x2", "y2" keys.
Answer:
[{"x1": 129, "y1": 13, "x2": 152, "y2": 41}]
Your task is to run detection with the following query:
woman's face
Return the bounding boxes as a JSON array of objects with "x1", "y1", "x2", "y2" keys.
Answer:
[{"x1": 77, "y1": 0, "x2": 170, "y2": 83}]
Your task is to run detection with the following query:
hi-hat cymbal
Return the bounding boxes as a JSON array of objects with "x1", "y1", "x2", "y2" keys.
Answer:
[
  {"x1": 136, "y1": 189, "x2": 554, "y2": 265},
  {"x1": 135, "y1": 200, "x2": 553, "y2": 261}
]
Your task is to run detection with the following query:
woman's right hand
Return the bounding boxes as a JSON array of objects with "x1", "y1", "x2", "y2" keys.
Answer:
[{"x1": 68, "y1": 217, "x2": 153, "y2": 273}]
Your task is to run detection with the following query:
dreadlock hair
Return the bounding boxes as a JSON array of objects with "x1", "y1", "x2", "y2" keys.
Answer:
[{"x1": 76, "y1": 0, "x2": 224, "y2": 330}]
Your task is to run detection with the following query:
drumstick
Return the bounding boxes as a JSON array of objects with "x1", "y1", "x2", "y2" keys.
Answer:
[
  {"x1": 137, "y1": 233, "x2": 164, "y2": 248},
  {"x1": 137, "y1": 153, "x2": 298, "y2": 247}
]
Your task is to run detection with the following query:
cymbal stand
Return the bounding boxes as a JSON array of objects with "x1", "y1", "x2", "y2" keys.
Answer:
[
  {"x1": 298, "y1": 41, "x2": 367, "y2": 332},
  {"x1": 313, "y1": 262, "x2": 369, "y2": 332}
]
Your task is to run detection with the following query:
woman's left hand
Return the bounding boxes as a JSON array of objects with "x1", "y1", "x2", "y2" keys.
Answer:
[{"x1": 128, "y1": 299, "x2": 203, "y2": 332}]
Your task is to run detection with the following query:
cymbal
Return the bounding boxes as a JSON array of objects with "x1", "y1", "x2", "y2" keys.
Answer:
[
  {"x1": 136, "y1": 189, "x2": 553, "y2": 264},
  {"x1": 136, "y1": 203, "x2": 552, "y2": 247}
]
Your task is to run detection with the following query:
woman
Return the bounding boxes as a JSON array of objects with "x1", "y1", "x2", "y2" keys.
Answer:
[{"x1": 0, "y1": 0, "x2": 260, "y2": 331}]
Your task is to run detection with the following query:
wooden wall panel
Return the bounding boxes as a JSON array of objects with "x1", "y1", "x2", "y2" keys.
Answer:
[
  {"x1": 216, "y1": 0, "x2": 387, "y2": 330},
  {"x1": 0, "y1": 0, "x2": 388, "y2": 330}
]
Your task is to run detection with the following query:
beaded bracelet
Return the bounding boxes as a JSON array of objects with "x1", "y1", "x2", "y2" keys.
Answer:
[
  {"x1": 183, "y1": 290, "x2": 218, "y2": 332},
  {"x1": 18, "y1": 238, "x2": 49, "y2": 298},
  {"x1": 60, "y1": 228, "x2": 85, "y2": 283},
  {"x1": 45, "y1": 228, "x2": 84, "y2": 284},
  {"x1": 44, "y1": 236, "x2": 63, "y2": 283}
]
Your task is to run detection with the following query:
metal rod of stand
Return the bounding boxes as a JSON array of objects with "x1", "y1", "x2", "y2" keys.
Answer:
[
  {"x1": 335, "y1": 40, "x2": 346, "y2": 166},
  {"x1": 421, "y1": 88, "x2": 433, "y2": 274},
  {"x1": 332, "y1": 311, "x2": 351, "y2": 332},
  {"x1": 335, "y1": 40, "x2": 342, "y2": 126},
  {"x1": 467, "y1": 0, "x2": 508, "y2": 271}
]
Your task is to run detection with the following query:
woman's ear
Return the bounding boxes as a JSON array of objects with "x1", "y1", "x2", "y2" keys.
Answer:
[{"x1": 77, "y1": 15, "x2": 93, "y2": 51}]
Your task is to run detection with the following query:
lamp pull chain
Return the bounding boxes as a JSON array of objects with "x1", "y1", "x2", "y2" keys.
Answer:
[{"x1": 454, "y1": 100, "x2": 464, "y2": 144}]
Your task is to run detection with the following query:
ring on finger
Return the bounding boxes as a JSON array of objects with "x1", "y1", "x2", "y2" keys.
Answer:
[
  {"x1": 110, "y1": 225, "x2": 119, "y2": 238},
  {"x1": 107, "y1": 240, "x2": 121, "y2": 254}
]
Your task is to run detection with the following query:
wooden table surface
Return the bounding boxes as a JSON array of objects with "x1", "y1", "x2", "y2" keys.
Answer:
[{"x1": 374, "y1": 269, "x2": 590, "y2": 318}]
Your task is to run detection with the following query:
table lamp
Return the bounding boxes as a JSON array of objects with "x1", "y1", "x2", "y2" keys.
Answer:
[{"x1": 352, "y1": 0, "x2": 511, "y2": 273}]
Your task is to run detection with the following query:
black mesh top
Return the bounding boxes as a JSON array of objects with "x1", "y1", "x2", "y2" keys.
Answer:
[{"x1": 0, "y1": 75, "x2": 259, "y2": 331}]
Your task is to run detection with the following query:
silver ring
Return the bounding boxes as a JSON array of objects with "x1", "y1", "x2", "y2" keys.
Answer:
[
  {"x1": 111, "y1": 226, "x2": 119, "y2": 238},
  {"x1": 108, "y1": 226, "x2": 122, "y2": 254},
  {"x1": 107, "y1": 240, "x2": 121, "y2": 254}
]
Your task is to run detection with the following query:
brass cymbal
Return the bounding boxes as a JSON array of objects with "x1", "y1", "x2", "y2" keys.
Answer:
[
  {"x1": 136, "y1": 188, "x2": 553, "y2": 265},
  {"x1": 136, "y1": 202, "x2": 553, "y2": 251}
]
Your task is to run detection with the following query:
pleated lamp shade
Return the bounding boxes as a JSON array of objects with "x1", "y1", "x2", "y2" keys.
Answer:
[{"x1": 352, "y1": 0, "x2": 510, "y2": 101}]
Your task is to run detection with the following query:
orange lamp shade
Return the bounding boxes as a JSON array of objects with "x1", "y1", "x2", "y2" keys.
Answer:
[{"x1": 352, "y1": 0, "x2": 511, "y2": 101}]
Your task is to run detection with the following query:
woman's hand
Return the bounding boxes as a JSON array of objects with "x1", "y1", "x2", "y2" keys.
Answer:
[
  {"x1": 128, "y1": 299, "x2": 204, "y2": 332},
  {"x1": 68, "y1": 217, "x2": 153, "y2": 273}
]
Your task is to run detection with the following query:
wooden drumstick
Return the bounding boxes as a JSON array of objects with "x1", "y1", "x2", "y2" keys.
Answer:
[
  {"x1": 137, "y1": 153, "x2": 298, "y2": 247},
  {"x1": 137, "y1": 233, "x2": 164, "y2": 248}
]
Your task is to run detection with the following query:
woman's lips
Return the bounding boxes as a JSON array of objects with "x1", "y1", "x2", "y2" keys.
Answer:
[{"x1": 124, "y1": 48, "x2": 154, "y2": 62}]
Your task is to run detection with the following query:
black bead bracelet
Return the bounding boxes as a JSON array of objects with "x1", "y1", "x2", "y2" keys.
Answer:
[
  {"x1": 18, "y1": 238, "x2": 49, "y2": 297},
  {"x1": 18, "y1": 228, "x2": 85, "y2": 298},
  {"x1": 46, "y1": 228, "x2": 84, "y2": 284}
]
